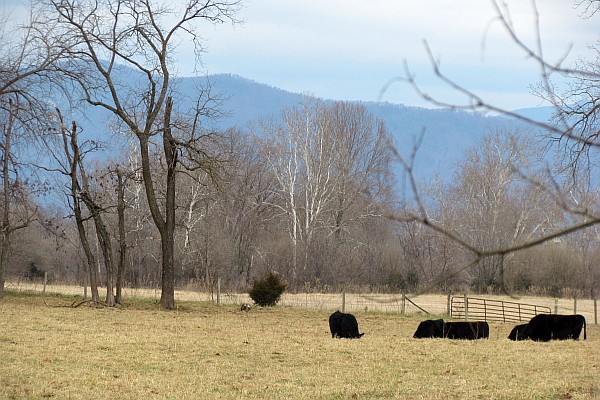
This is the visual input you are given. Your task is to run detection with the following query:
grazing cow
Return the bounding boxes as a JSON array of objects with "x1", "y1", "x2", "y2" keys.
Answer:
[
  {"x1": 413, "y1": 319, "x2": 446, "y2": 338},
  {"x1": 517, "y1": 314, "x2": 586, "y2": 342},
  {"x1": 508, "y1": 323, "x2": 528, "y2": 341},
  {"x1": 329, "y1": 310, "x2": 343, "y2": 338},
  {"x1": 329, "y1": 310, "x2": 364, "y2": 339},
  {"x1": 445, "y1": 321, "x2": 489, "y2": 340}
]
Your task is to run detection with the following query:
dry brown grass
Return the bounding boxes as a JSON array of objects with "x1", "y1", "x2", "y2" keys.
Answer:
[{"x1": 1, "y1": 290, "x2": 599, "y2": 399}]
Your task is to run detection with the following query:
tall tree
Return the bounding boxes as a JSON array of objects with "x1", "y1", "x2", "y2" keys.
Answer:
[
  {"x1": 0, "y1": 99, "x2": 36, "y2": 298},
  {"x1": 38, "y1": 0, "x2": 241, "y2": 309},
  {"x1": 115, "y1": 167, "x2": 127, "y2": 304},
  {"x1": 55, "y1": 113, "x2": 100, "y2": 303},
  {"x1": 0, "y1": 8, "x2": 68, "y2": 297},
  {"x1": 436, "y1": 130, "x2": 553, "y2": 291},
  {"x1": 260, "y1": 98, "x2": 392, "y2": 286}
]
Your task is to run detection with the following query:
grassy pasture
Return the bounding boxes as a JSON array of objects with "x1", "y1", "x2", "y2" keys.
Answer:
[{"x1": 1, "y1": 292, "x2": 599, "y2": 399}]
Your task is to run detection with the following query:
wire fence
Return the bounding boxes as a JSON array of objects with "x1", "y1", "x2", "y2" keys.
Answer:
[{"x1": 6, "y1": 281, "x2": 599, "y2": 324}]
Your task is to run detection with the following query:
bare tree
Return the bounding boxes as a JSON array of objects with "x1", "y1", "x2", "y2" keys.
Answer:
[
  {"x1": 0, "y1": 7, "x2": 69, "y2": 297},
  {"x1": 77, "y1": 160, "x2": 116, "y2": 307},
  {"x1": 54, "y1": 112, "x2": 101, "y2": 303},
  {"x1": 259, "y1": 98, "x2": 393, "y2": 286},
  {"x1": 436, "y1": 131, "x2": 558, "y2": 291},
  {"x1": 217, "y1": 129, "x2": 278, "y2": 288},
  {"x1": 381, "y1": 0, "x2": 600, "y2": 295},
  {"x1": 37, "y1": 0, "x2": 241, "y2": 309},
  {"x1": 115, "y1": 167, "x2": 127, "y2": 304},
  {"x1": 327, "y1": 102, "x2": 393, "y2": 237},
  {"x1": 0, "y1": 99, "x2": 37, "y2": 298}
]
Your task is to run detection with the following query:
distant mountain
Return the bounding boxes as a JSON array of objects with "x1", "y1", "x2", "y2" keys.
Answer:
[
  {"x1": 190, "y1": 74, "x2": 305, "y2": 129},
  {"x1": 72, "y1": 72, "x2": 548, "y2": 185},
  {"x1": 182, "y1": 74, "x2": 537, "y2": 183},
  {"x1": 362, "y1": 102, "x2": 530, "y2": 182},
  {"x1": 511, "y1": 106, "x2": 556, "y2": 123}
]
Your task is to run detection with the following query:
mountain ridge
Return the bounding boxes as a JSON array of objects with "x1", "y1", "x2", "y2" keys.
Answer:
[
  {"x1": 189, "y1": 73, "x2": 535, "y2": 181},
  {"x1": 72, "y1": 71, "x2": 546, "y2": 184}
]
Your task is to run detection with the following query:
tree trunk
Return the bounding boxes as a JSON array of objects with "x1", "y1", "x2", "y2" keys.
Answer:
[
  {"x1": 61, "y1": 116, "x2": 99, "y2": 303},
  {"x1": 116, "y1": 168, "x2": 126, "y2": 304},
  {"x1": 160, "y1": 97, "x2": 177, "y2": 310},
  {"x1": 75, "y1": 213, "x2": 100, "y2": 304},
  {"x1": 81, "y1": 192, "x2": 115, "y2": 307},
  {"x1": 137, "y1": 97, "x2": 177, "y2": 310},
  {"x1": 70, "y1": 155, "x2": 100, "y2": 303},
  {"x1": 0, "y1": 99, "x2": 32, "y2": 298},
  {"x1": 78, "y1": 156, "x2": 116, "y2": 307},
  {"x1": 0, "y1": 99, "x2": 14, "y2": 299}
]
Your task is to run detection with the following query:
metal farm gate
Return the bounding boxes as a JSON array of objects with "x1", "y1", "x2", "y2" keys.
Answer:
[{"x1": 451, "y1": 296, "x2": 551, "y2": 323}]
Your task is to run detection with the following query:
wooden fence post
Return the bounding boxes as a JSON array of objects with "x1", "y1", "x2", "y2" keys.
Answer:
[
  {"x1": 401, "y1": 294, "x2": 406, "y2": 315},
  {"x1": 464, "y1": 294, "x2": 469, "y2": 320},
  {"x1": 554, "y1": 298, "x2": 558, "y2": 314},
  {"x1": 573, "y1": 297, "x2": 577, "y2": 314},
  {"x1": 447, "y1": 293, "x2": 451, "y2": 316},
  {"x1": 43, "y1": 272, "x2": 47, "y2": 294},
  {"x1": 594, "y1": 299, "x2": 598, "y2": 325},
  {"x1": 342, "y1": 291, "x2": 346, "y2": 313}
]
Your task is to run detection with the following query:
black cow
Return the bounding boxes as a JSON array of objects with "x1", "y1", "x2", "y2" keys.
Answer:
[
  {"x1": 329, "y1": 310, "x2": 343, "y2": 338},
  {"x1": 517, "y1": 314, "x2": 586, "y2": 342},
  {"x1": 413, "y1": 319, "x2": 445, "y2": 338},
  {"x1": 444, "y1": 321, "x2": 489, "y2": 340},
  {"x1": 329, "y1": 310, "x2": 364, "y2": 339},
  {"x1": 508, "y1": 323, "x2": 528, "y2": 341}
]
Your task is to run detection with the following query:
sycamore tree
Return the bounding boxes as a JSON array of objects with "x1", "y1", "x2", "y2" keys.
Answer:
[
  {"x1": 259, "y1": 98, "x2": 392, "y2": 286},
  {"x1": 36, "y1": 0, "x2": 241, "y2": 309}
]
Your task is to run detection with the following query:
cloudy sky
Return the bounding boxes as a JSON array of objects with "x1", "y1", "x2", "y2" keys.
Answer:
[
  {"x1": 3, "y1": 0, "x2": 598, "y2": 110},
  {"x1": 193, "y1": 0, "x2": 598, "y2": 110}
]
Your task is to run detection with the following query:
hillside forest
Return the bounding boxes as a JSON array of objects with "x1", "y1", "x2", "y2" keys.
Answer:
[{"x1": 1, "y1": 0, "x2": 599, "y2": 307}]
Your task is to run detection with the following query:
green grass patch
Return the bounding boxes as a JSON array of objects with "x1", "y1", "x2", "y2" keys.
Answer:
[{"x1": 1, "y1": 293, "x2": 599, "y2": 399}]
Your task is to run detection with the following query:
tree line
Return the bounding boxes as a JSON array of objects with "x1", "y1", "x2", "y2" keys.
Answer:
[{"x1": 1, "y1": 0, "x2": 599, "y2": 308}]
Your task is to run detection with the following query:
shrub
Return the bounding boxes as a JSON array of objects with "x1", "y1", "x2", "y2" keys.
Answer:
[
  {"x1": 25, "y1": 262, "x2": 45, "y2": 281},
  {"x1": 249, "y1": 272, "x2": 287, "y2": 307}
]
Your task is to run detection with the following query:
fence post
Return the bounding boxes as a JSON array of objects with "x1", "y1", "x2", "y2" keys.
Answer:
[
  {"x1": 447, "y1": 293, "x2": 451, "y2": 316},
  {"x1": 573, "y1": 297, "x2": 577, "y2": 314},
  {"x1": 43, "y1": 272, "x2": 47, "y2": 294},
  {"x1": 401, "y1": 294, "x2": 406, "y2": 315},
  {"x1": 464, "y1": 294, "x2": 469, "y2": 320},
  {"x1": 554, "y1": 298, "x2": 558, "y2": 314},
  {"x1": 483, "y1": 298, "x2": 487, "y2": 321},
  {"x1": 594, "y1": 299, "x2": 598, "y2": 325},
  {"x1": 342, "y1": 291, "x2": 346, "y2": 313}
]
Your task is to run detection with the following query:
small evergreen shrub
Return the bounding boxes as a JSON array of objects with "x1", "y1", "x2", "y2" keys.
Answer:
[{"x1": 249, "y1": 272, "x2": 287, "y2": 307}]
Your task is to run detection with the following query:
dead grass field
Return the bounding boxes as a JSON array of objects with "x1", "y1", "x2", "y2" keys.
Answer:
[{"x1": 1, "y1": 290, "x2": 599, "y2": 399}]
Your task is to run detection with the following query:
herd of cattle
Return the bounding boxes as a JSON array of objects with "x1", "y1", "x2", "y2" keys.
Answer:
[{"x1": 328, "y1": 310, "x2": 587, "y2": 341}]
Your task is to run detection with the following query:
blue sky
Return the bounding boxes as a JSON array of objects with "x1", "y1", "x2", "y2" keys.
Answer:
[{"x1": 3, "y1": 0, "x2": 598, "y2": 111}]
